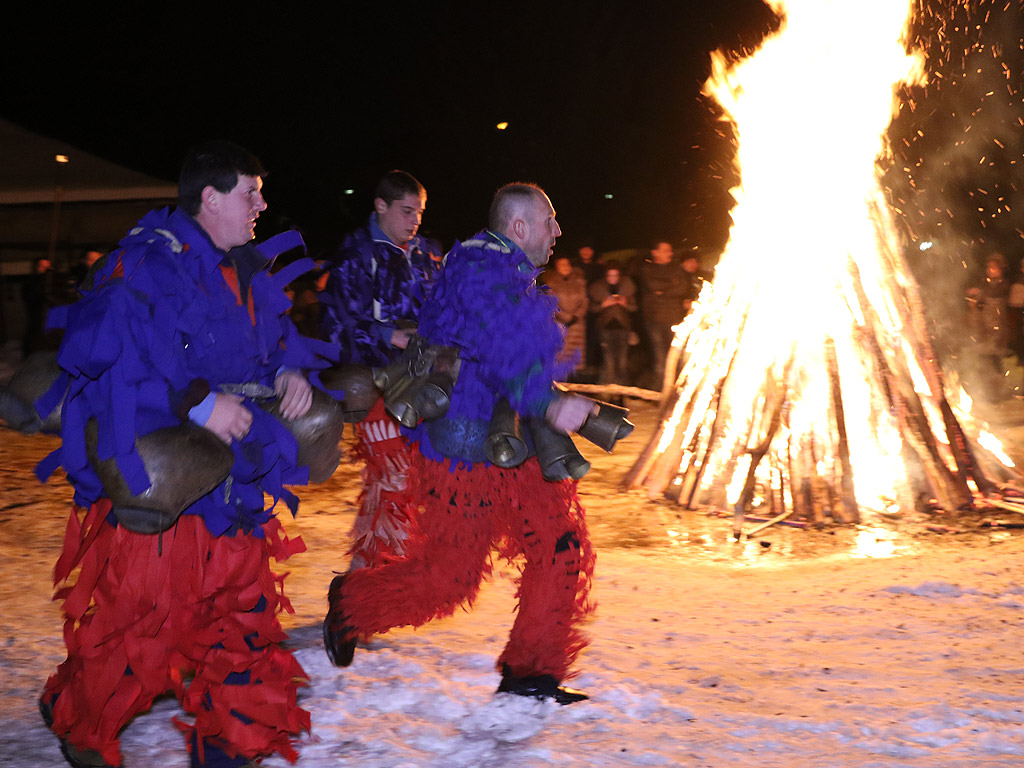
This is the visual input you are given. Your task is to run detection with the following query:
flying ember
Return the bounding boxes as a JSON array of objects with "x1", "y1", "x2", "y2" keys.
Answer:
[{"x1": 625, "y1": 0, "x2": 1021, "y2": 532}]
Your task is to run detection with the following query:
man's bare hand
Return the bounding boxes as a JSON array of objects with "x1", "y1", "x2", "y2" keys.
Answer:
[
  {"x1": 205, "y1": 393, "x2": 253, "y2": 444},
  {"x1": 275, "y1": 370, "x2": 313, "y2": 420},
  {"x1": 546, "y1": 393, "x2": 599, "y2": 434},
  {"x1": 390, "y1": 327, "x2": 417, "y2": 349}
]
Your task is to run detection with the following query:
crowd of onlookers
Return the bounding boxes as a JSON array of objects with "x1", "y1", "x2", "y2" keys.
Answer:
[
  {"x1": 270, "y1": 238, "x2": 711, "y2": 395},
  {"x1": 10, "y1": 241, "x2": 711, "y2": 396},
  {"x1": 14, "y1": 250, "x2": 103, "y2": 357},
  {"x1": 540, "y1": 241, "x2": 708, "y2": 392},
  {"x1": 15, "y1": 238, "x2": 1024, "y2": 410}
]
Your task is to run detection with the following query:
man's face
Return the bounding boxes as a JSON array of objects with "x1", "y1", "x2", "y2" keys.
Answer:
[
  {"x1": 606, "y1": 268, "x2": 620, "y2": 285},
  {"x1": 555, "y1": 257, "x2": 573, "y2": 277},
  {"x1": 579, "y1": 246, "x2": 594, "y2": 263},
  {"x1": 651, "y1": 242, "x2": 673, "y2": 264},
  {"x1": 682, "y1": 256, "x2": 699, "y2": 273},
  {"x1": 376, "y1": 192, "x2": 425, "y2": 247},
  {"x1": 210, "y1": 174, "x2": 267, "y2": 250},
  {"x1": 520, "y1": 193, "x2": 562, "y2": 267}
]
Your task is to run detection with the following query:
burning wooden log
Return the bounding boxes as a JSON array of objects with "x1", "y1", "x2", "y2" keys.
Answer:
[{"x1": 621, "y1": 0, "x2": 1024, "y2": 533}]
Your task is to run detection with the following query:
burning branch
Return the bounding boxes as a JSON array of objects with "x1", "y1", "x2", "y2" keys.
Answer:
[{"x1": 622, "y1": 0, "x2": 1022, "y2": 530}]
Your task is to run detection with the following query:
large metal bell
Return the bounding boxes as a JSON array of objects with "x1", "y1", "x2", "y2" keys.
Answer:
[
  {"x1": 485, "y1": 398, "x2": 528, "y2": 468},
  {"x1": 373, "y1": 337, "x2": 461, "y2": 427},
  {"x1": 381, "y1": 370, "x2": 457, "y2": 428},
  {"x1": 265, "y1": 387, "x2": 345, "y2": 483},
  {"x1": 528, "y1": 417, "x2": 590, "y2": 482},
  {"x1": 319, "y1": 363, "x2": 378, "y2": 423},
  {"x1": 0, "y1": 351, "x2": 64, "y2": 434},
  {"x1": 87, "y1": 420, "x2": 234, "y2": 534},
  {"x1": 577, "y1": 400, "x2": 635, "y2": 452},
  {"x1": 372, "y1": 357, "x2": 410, "y2": 393}
]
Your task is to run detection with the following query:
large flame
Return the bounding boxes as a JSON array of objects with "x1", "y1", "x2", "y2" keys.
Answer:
[{"x1": 658, "y1": 0, "x2": 976, "y2": 518}]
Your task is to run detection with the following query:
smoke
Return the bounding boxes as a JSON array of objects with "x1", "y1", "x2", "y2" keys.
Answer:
[{"x1": 884, "y1": 0, "x2": 1023, "y2": 386}]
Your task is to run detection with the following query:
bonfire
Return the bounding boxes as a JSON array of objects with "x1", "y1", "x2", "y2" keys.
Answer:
[{"x1": 624, "y1": 0, "x2": 1023, "y2": 535}]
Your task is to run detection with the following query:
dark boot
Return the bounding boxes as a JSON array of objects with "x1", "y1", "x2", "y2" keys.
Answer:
[
  {"x1": 190, "y1": 733, "x2": 260, "y2": 768},
  {"x1": 323, "y1": 574, "x2": 357, "y2": 667},
  {"x1": 39, "y1": 695, "x2": 116, "y2": 768},
  {"x1": 496, "y1": 665, "x2": 589, "y2": 705}
]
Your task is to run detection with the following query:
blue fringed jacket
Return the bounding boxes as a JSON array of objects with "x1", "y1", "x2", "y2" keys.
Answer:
[
  {"x1": 320, "y1": 215, "x2": 442, "y2": 366},
  {"x1": 36, "y1": 208, "x2": 336, "y2": 536},
  {"x1": 406, "y1": 230, "x2": 573, "y2": 466}
]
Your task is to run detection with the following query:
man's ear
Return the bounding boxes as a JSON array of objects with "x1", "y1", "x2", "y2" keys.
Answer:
[
  {"x1": 200, "y1": 185, "x2": 220, "y2": 215},
  {"x1": 374, "y1": 198, "x2": 389, "y2": 216},
  {"x1": 511, "y1": 217, "x2": 527, "y2": 241}
]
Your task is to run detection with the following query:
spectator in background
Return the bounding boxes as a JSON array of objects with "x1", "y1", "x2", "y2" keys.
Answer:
[
  {"x1": 21, "y1": 256, "x2": 59, "y2": 356},
  {"x1": 575, "y1": 245, "x2": 604, "y2": 286},
  {"x1": 967, "y1": 252, "x2": 1011, "y2": 399},
  {"x1": 639, "y1": 241, "x2": 689, "y2": 388},
  {"x1": 542, "y1": 254, "x2": 588, "y2": 374},
  {"x1": 1008, "y1": 260, "x2": 1024, "y2": 365},
  {"x1": 288, "y1": 268, "x2": 329, "y2": 340},
  {"x1": 680, "y1": 252, "x2": 704, "y2": 315},
  {"x1": 575, "y1": 246, "x2": 603, "y2": 378},
  {"x1": 588, "y1": 262, "x2": 637, "y2": 395},
  {"x1": 69, "y1": 248, "x2": 104, "y2": 292}
]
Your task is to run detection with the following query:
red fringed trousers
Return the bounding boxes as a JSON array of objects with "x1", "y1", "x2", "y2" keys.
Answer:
[
  {"x1": 347, "y1": 397, "x2": 419, "y2": 569},
  {"x1": 42, "y1": 501, "x2": 310, "y2": 766},
  {"x1": 339, "y1": 452, "x2": 596, "y2": 681}
]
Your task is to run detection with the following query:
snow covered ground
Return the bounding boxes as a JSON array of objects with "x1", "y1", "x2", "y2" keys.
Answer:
[{"x1": 2, "y1": 398, "x2": 1023, "y2": 767}]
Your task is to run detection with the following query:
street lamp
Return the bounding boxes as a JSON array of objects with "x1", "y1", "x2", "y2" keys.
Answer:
[{"x1": 47, "y1": 154, "x2": 69, "y2": 264}]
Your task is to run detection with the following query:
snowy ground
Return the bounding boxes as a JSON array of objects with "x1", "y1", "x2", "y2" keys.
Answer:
[{"x1": 2, "y1": 386, "x2": 1024, "y2": 767}]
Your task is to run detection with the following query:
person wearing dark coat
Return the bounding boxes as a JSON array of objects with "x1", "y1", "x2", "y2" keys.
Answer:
[
  {"x1": 639, "y1": 241, "x2": 690, "y2": 387},
  {"x1": 588, "y1": 262, "x2": 637, "y2": 389}
]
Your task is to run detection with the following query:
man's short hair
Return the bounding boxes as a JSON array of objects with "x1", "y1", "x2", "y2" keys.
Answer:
[
  {"x1": 374, "y1": 171, "x2": 426, "y2": 205},
  {"x1": 178, "y1": 140, "x2": 267, "y2": 216},
  {"x1": 488, "y1": 183, "x2": 544, "y2": 233}
]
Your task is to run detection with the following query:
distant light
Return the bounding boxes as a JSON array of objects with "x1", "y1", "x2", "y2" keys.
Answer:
[
  {"x1": 55, "y1": 154, "x2": 69, "y2": 164},
  {"x1": 343, "y1": 189, "x2": 355, "y2": 195},
  {"x1": 604, "y1": 194, "x2": 614, "y2": 199},
  {"x1": 496, "y1": 122, "x2": 509, "y2": 131},
  {"x1": 919, "y1": 240, "x2": 933, "y2": 251}
]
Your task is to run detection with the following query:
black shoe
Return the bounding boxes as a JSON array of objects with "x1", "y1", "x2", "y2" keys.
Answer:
[
  {"x1": 323, "y1": 574, "x2": 357, "y2": 667},
  {"x1": 39, "y1": 694, "x2": 54, "y2": 728},
  {"x1": 191, "y1": 735, "x2": 261, "y2": 767},
  {"x1": 39, "y1": 695, "x2": 115, "y2": 768},
  {"x1": 497, "y1": 667, "x2": 589, "y2": 705}
]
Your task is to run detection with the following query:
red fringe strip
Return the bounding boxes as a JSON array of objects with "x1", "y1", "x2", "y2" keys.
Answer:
[
  {"x1": 44, "y1": 505, "x2": 309, "y2": 765},
  {"x1": 341, "y1": 452, "x2": 596, "y2": 680},
  {"x1": 347, "y1": 397, "x2": 420, "y2": 568}
]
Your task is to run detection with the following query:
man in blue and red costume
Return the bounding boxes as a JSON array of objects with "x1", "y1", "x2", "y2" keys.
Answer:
[
  {"x1": 324, "y1": 183, "x2": 598, "y2": 703},
  {"x1": 36, "y1": 141, "x2": 336, "y2": 768},
  {"x1": 320, "y1": 171, "x2": 441, "y2": 569}
]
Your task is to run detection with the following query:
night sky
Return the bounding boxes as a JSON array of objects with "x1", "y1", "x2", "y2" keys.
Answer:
[
  {"x1": 2, "y1": 0, "x2": 777, "y2": 256},
  {"x1": 2, "y1": 1, "x2": 1020, "y2": 267}
]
